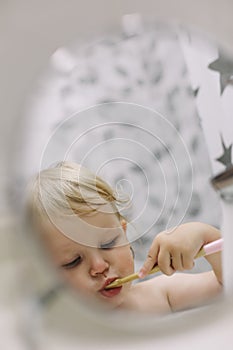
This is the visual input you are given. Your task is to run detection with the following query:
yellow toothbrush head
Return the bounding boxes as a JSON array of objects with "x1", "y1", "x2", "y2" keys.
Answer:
[{"x1": 104, "y1": 279, "x2": 122, "y2": 289}]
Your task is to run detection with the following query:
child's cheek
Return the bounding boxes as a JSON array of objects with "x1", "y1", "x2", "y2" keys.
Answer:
[
  {"x1": 114, "y1": 247, "x2": 134, "y2": 274},
  {"x1": 60, "y1": 267, "x2": 88, "y2": 292}
]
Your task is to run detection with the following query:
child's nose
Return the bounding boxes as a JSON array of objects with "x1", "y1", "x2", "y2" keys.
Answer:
[{"x1": 89, "y1": 252, "x2": 109, "y2": 277}]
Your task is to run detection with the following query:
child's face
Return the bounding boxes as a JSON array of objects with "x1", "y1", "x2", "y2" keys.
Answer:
[{"x1": 40, "y1": 205, "x2": 135, "y2": 309}]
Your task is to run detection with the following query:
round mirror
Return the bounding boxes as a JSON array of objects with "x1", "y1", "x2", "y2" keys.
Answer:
[{"x1": 7, "y1": 17, "x2": 233, "y2": 337}]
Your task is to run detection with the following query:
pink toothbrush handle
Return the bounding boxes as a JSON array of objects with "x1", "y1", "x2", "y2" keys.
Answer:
[{"x1": 203, "y1": 238, "x2": 223, "y2": 256}]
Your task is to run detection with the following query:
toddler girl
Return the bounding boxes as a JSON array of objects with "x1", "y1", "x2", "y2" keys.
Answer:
[{"x1": 27, "y1": 161, "x2": 222, "y2": 313}]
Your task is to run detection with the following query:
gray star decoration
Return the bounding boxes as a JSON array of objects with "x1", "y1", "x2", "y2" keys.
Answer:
[
  {"x1": 215, "y1": 135, "x2": 233, "y2": 169},
  {"x1": 208, "y1": 51, "x2": 233, "y2": 95}
]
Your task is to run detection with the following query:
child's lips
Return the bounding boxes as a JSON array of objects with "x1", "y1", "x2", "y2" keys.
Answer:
[
  {"x1": 100, "y1": 277, "x2": 118, "y2": 290},
  {"x1": 99, "y1": 277, "x2": 122, "y2": 298}
]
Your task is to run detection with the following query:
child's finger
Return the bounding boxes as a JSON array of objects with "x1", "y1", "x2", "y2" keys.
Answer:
[
  {"x1": 138, "y1": 243, "x2": 159, "y2": 278},
  {"x1": 181, "y1": 252, "x2": 195, "y2": 270},
  {"x1": 157, "y1": 248, "x2": 175, "y2": 276},
  {"x1": 169, "y1": 251, "x2": 183, "y2": 271}
]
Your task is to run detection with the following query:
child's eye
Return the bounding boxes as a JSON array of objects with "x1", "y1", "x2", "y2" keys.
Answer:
[
  {"x1": 61, "y1": 256, "x2": 82, "y2": 270},
  {"x1": 100, "y1": 237, "x2": 118, "y2": 250}
]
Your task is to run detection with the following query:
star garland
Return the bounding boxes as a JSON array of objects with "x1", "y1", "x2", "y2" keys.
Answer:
[
  {"x1": 215, "y1": 134, "x2": 233, "y2": 169},
  {"x1": 208, "y1": 50, "x2": 233, "y2": 95}
]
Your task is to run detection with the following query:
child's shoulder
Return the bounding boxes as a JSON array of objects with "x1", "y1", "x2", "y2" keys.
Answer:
[
  {"x1": 138, "y1": 271, "x2": 222, "y2": 313},
  {"x1": 131, "y1": 275, "x2": 172, "y2": 313}
]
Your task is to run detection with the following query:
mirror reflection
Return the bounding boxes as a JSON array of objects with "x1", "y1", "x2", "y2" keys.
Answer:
[
  {"x1": 16, "y1": 18, "x2": 233, "y2": 314},
  {"x1": 26, "y1": 160, "x2": 222, "y2": 313}
]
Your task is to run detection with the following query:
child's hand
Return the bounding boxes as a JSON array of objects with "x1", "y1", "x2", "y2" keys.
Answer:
[{"x1": 139, "y1": 222, "x2": 221, "y2": 279}]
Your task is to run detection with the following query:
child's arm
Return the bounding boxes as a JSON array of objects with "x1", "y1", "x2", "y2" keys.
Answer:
[{"x1": 139, "y1": 222, "x2": 223, "y2": 311}]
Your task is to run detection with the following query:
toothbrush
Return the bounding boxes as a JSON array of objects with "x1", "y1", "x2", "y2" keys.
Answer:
[{"x1": 105, "y1": 238, "x2": 223, "y2": 289}]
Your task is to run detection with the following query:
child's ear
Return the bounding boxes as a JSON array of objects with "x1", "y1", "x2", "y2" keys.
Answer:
[{"x1": 121, "y1": 219, "x2": 127, "y2": 233}]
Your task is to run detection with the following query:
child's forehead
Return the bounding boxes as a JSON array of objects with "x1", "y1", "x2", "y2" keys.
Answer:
[
  {"x1": 42, "y1": 209, "x2": 124, "y2": 247},
  {"x1": 80, "y1": 207, "x2": 121, "y2": 226}
]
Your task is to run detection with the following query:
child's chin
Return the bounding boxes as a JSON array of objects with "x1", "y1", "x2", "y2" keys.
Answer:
[{"x1": 97, "y1": 294, "x2": 125, "y2": 309}]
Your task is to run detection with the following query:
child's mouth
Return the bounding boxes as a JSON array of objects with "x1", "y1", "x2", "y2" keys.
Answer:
[{"x1": 99, "y1": 278, "x2": 122, "y2": 298}]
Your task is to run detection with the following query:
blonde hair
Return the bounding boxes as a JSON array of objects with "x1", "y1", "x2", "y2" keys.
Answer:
[{"x1": 27, "y1": 161, "x2": 129, "y2": 224}]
